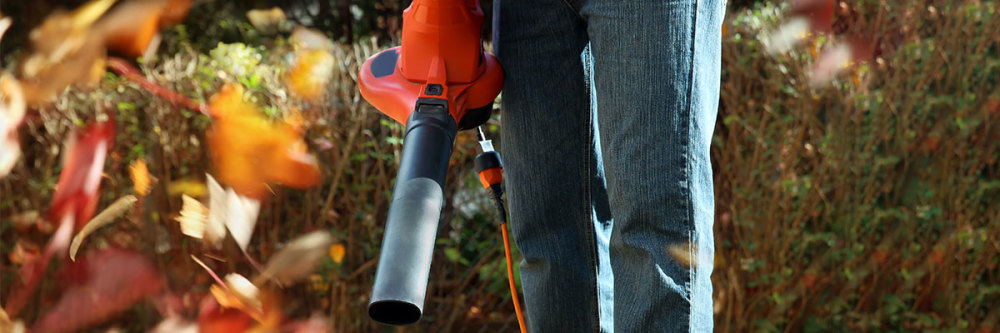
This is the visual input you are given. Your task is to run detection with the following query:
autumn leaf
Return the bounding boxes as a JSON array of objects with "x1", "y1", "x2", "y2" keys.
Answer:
[
  {"x1": 207, "y1": 83, "x2": 320, "y2": 199},
  {"x1": 255, "y1": 231, "x2": 333, "y2": 286},
  {"x1": 130, "y1": 159, "x2": 152, "y2": 195},
  {"x1": 167, "y1": 178, "x2": 208, "y2": 197},
  {"x1": 246, "y1": 7, "x2": 289, "y2": 35},
  {"x1": 49, "y1": 119, "x2": 115, "y2": 230},
  {"x1": 31, "y1": 248, "x2": 164, "y2": 333},
  {"x1": 210, "y1": 274, "x2": 263, "y2": 318},
  {"x1": 329, "y1": 243, "x2": 345, "y2": 264},
  {"x1": 176, "y1": 194, "x2": 210, "y2": 239},
  {"x1": 285, "y1": 27, "x2": 335, "y2": 101},
  {"x1": 94, "y1": 0, "x2": 192, "y2": 58},
  {"x1": 18, "y1": 0, "x2": 113, "y2": 104},
  {"x1": 0, "y1": 75, "x2": 26, "y2": 177},
  {"x1": 69, "y1": 195, "x2": 138, "y2": 260}
]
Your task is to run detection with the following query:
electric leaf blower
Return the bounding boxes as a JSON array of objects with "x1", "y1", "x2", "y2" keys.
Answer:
[{"x1": 358, "y1": 0, "x2": 506, "y2": 326}]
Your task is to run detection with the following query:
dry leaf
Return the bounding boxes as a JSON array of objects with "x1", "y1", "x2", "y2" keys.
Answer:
[
  {"x1": 255, "y1": 231, "x2": 333, "y2": 286},
  {"x1": 8, "y1": 240, "x2": 40, "y2": 265},
  {"x1": 225, "y1": 187, "x2": 261, "y2": 252},
  {"x1": 18, "y1": 0, "x2": 114, "y2": 104},
  {"x1": 210, "y1": 274, "x2": 263, "y2": 317},
  {"x1": 69, "y1": 195, "x2": 138, "y2": 261},
  {"x1": 0, "y1": 75, "x2": 26, "y2": 177},
  {"x1": 207, "y1": 83, "x2": 320, "y2": 199},
  {"x1": 151, "y1": 317, "x2": 197, "y2": 333},
  {"x1": 204, "y1": 174, "x2": 229, "y2": 246},
  {"x1": 130, "y1": 159, "x2": 152, "y2": 195},
  {"x1": 167, "y1": 179, "x2": 208, "y2": 197},
  {"x1": 176, "y1": 194, "x2": 209, "y2": 239},
  {"x1": 31, "y1": 249, "x2": 164, "y2": 333},
  {"x1": 246, "y1": 7, "x2": 288, "y2": 35},
  {"x1": 666, "y1": 243, "x2": 695, "y2": 269},
  {"x1": 328, "y1": 243, "x2": 345, "y2": 264},
  {"x1": 95, "y1": 0, "x2": 166, "y2": 57}
]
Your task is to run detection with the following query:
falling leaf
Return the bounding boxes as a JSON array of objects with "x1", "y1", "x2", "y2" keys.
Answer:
[
  {"x1": 151, "y1": 317, "x2": 198, "y2": 333},
  {"x1": 761, "y1": 17, "x2": 811, "y2": 54},
  {"x1": 1, "y1": 75, "x2": 26, "y2": 177},
  {"x1": 204, "y1": 174, "x2": 229, "y2": 246},
  {"x1": 255, "y1": 231, "x2": 333, "y2": 286},
  {"x1": 18, "y1": 0, "x2": 114, "y2": 104},
  {"x1": 167, "y1": 179, "x2": 208, "y2": 197},
  {"x1": 210, "y1": 274, "x2": 263, "y2": 317},
  {"x1": 328, "y1": 243, "x2": 345, "y2": 264},
  {"x1": 789, "y1": 0, "x2": 836, "y2": 34},
  {"x1": 70, "y1": 195, "x2": 138, "y2": 260},
  {"x1": 8, "y1": 240, "x2": 40, "y2": 265},
  {"x1": 809, "y1": 41, "x2": 852, "y2": 86},
  {"x1": 130, "y1": 159, "x2": 152, "y2": 195},
  {"x1": 667, "y1": 243, "x2": 695, "y2": 269},
  {"x1": 285, "y1": 27, "x2": 335, "y2": 101},
  {"x1": 176, "y1": 194, "x2": 209, "y2": 239},
  {"x1": 49, "y1": 119, "x2": 115, "y2": 230},
  {"x1": 246, "y1": 7, "x2": 288, "y2": 35},
  {"x1": 0, "y1": 308, "x2": 26, "y2": 333},
  {"x1": 31, "y1": 248, "x2": 164, "y2": 333},
  {"x1": 207, "y1": 83, "x2": 320, "y2": 199},
  {"x1": 225, "y1": 187, "x2": 261, "y2": 252}
]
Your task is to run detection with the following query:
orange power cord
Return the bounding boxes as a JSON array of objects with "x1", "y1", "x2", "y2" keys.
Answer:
[{"x1": 501, "y1": 222, "x2": 527, "y2": 333}]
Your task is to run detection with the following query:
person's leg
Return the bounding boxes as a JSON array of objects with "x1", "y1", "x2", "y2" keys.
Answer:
[
  {"x1": 580, "y1": 0, "x2": 725, "y2": 331},
  {"x1": 493, "y1": 0, "x2": 607, "y2": 331}
]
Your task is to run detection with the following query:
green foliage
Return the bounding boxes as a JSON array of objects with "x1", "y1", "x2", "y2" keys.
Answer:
[{"x1": 716, "y1": 1, "x2": 1000, "y2": 331}]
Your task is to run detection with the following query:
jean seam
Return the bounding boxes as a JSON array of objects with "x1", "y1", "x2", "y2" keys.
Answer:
[
  {"x1": 684, "y1": 0, "x2": 701, "y2": 331},
  {"x1": 585, "y1": 95, "x2": 601, "y2": 333}
]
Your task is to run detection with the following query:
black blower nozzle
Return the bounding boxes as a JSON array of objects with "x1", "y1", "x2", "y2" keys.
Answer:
[{"x1": 368, "y1": 100, "x2": 457, "y2": 325}]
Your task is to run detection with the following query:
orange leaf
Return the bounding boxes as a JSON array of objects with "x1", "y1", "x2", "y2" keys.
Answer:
[
  {"x1": 329, "y1": 243, "x2": 345, "y2": 264},
  {"x1": 285, "y1": 27, "x2": 334, "y2": 101},
  {"x1": 95, "y1": 0, "x2": 167, "y2": 57},
  {"x1": 207, "y1": 84, "x2": 320, "y2": 199},
  {"x1": 130, "y1": 159, "x2": 152, "y2": 195}
]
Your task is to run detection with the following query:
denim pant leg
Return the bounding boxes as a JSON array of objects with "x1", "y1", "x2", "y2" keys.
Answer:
[
  {"x1": 580, "y1": 0, "x2": 724, "y2": 331},
  {"x1": 493, "y1": 1, "x2": 604, "y2": 332}
]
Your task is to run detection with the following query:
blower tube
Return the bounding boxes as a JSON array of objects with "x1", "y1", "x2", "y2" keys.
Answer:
[{"x1": 368, "y1": 98, "x2": 457, "y2": 325}]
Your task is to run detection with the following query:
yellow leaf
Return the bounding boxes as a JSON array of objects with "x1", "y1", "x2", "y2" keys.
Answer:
[
  {"x1": 167, "y1": 179, "x2": 207, "y2": 198},
  {"x1": 328, "y1": 243, "x2": 345, "y2": 264},
  {"x1": 130, "y1": 159, "x2": 152, "y2": 195}
]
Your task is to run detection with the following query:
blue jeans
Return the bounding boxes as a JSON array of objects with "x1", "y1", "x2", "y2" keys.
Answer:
[{"x1": 493, "y1": 0, "x2": 724, "y2": 331}]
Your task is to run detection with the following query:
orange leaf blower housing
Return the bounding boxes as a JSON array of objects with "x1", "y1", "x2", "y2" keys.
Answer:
[
  {"x1": 358, "y1": 0, "x2": 503, "y2": 326},
  {"x1": 359, "y1": 0, "x2": 502, "y2": 128}
]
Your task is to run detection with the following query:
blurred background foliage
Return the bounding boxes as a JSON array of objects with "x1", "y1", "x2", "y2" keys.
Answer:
[{"x1": 1, "y1": 0, "x2": 998, "y2": 332}]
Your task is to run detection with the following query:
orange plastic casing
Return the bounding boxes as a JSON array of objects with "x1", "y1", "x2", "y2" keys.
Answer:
[{"x1": 358, "y1": 0, "x2": 503, "y2": 126}]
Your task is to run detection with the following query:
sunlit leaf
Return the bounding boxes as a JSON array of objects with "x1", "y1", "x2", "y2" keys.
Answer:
[
  {"x1": 204, "y1": 174, "x2": 229, "y2": 246},
  {"x1": 285, "y1": 27, "x2": 335, "y2": 101},
  {"x1": 255, "y1": 231, "x2": 333, "y2": 286},
  {"x1": 95, "y1": 0, "x2": 166, "y2": 57},
  {"x1": 70, "y1": 195, "x2": 138, "y2": 261},
  {"x1": 0, "y1": 75, "x2": 26, "y2": 177},
  {"x1": 176, "y1": 194, "x2": 209, "y2": 239},
  {"x1": 207, "y1": 83, "x2": 320, "y2": 199},
  {"x1": 18, "y1": 0, "x2": 114, "y2": 104},
  {"x1": 31, "y1": 249, "x2": 164, "y2": 333},
  {"x1": 130, "y1": 159, "x2": 152, "y2": 195},
  {"x1": 225, "y1": 188, "x2": 261, "y2": 252},
  {"x1": 246, "y1": 7, "x2": 288, "y2": 35},
  {"x1": 210, "y1": 274, "x2": 263, "y2": 317},
  {"x1": 49, "y1": 119, "x2": 115, "y2": 230},
  {"x1": 329, "y1": 243, "x2": 345, "y2": 264}
]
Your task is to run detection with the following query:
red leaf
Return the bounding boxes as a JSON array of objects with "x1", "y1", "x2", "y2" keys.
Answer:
[
  {"x1": 31, "y1": 248, "x2": 164, "y2": 333},
  {"x1": 48, "y1": 119, "x2": 115, "y2": 230}
]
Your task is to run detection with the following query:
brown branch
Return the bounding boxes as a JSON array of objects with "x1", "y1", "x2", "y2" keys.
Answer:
[{"x1": 105, "y1": 57, "x2": 213, "y2": 116}]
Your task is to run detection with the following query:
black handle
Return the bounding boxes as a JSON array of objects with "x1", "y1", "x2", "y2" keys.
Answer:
[{"x1": 369, "y1": 99, "x2": 457, "y2": 325}]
